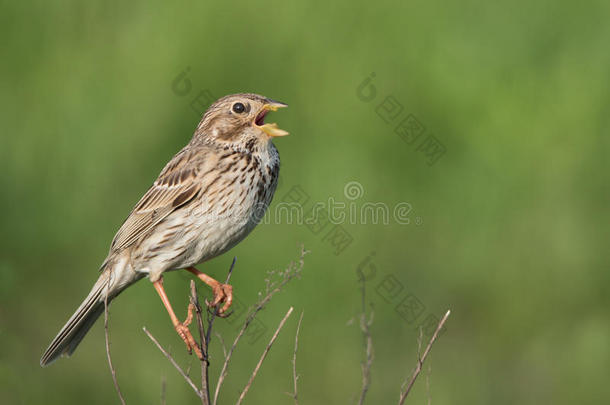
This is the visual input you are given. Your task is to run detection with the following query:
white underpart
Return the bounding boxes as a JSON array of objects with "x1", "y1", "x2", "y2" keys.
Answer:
[{"x1": 135, "y1": 141, "x2": 279, "y2": 282}]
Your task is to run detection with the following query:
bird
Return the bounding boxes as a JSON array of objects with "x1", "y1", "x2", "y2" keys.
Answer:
[{"x1": 40, "y1": 93, "x2": 289, "y2": 366}]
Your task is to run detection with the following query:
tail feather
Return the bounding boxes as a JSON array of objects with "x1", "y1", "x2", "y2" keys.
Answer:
[{"x1": 40, "y1": 274, "x2": 110, "y2": 367}]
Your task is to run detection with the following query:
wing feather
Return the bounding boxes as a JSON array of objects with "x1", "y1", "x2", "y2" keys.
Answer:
[{"x1": 108, "y1": 148, "x2": 206, "y2": 253}]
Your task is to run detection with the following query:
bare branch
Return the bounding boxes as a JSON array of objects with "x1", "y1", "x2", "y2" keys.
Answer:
[
  {"x1": 287, "y1": 311, "x2": 304, "y2": 405},
  {"x1": 143, "y1": 326, "x2": 202, "y2": 398},
  {"x1": 398, "y1": 310, "x2": 451, "y2": 405},
  {"x1": 189, "y1": 281, "x2": 207, "y2": 405},
  {"x1": 160, "y1": 376, "x2": 166, "y2": 405},
  {"x1": 215, "y1": 331, "x2": 228, "y2": 361},
  {"x1": 189, "y1": 257, "x2": 236, "y2": 405},
  {"x1": 206, "y1": 257, "x2": 236, "y2": 346},
  {"x1": 236, "y1": 307, "x2": 295, "y2": 405},
  {"x1": 426, "y1": 364, "x2": 432, "y2": 405},
  {"x1": 185, "y1": 357, "x2": 193, "y2": 378},
  {"x1": 104, "y1": 293, "x2": 127, "y2": 405},
  {"x1": 213, "y1": 246, "x2": 308, "y2": 405},
  {"x1": 357, "y1": 276, "x2": 374, "y2": 405}
]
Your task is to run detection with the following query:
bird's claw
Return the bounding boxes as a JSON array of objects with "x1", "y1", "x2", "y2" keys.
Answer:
[
  {"x1": 174, "y1": 304, "x2": 203, "y2": 360},
  {"x1": 205, "y1": 283, "x2": 233, "y2": 316}
]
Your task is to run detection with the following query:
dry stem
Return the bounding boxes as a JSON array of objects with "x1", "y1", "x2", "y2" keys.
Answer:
[
  {"x1": 236, "y1": 306, "x2": 295, "y2": 405},
  {"x1": 104, "y1": 293, "x2": 127, "y2": 405},
  {"x1": 161, "y1": 376, "x2": 167, "y2": 405},
  {"x1": 357, "y1": 275, "x2": 375, "y2": 405},
  {"x1": 189, "y1": 281, "x2": 207, "y2": 405},
  {"x1": 288, "y1": 311, "x2": 304, "y2": 405},
  {"x1": 189, "y1": 257, "x2": 235, "y2": 405},
  {"x1": 143, "y1": 326, "x2": 203, "y2": 397},
  {"x1": 398, "y1": 310, "x2": 451, "y2": 404}
]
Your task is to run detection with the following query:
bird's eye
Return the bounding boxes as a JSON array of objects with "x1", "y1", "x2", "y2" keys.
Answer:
[{"x1": 232, "y1": 103, "x2": 245, "y2": 113}]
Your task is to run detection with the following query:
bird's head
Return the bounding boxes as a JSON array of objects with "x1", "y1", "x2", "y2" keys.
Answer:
[{"x1": 194, "y1": 93, "x2": 288, "y2": 150}]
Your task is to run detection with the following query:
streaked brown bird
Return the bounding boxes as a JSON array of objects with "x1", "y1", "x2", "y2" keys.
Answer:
[{"x1": 40, "y1": 93, "x2": 289, "y2": 366}]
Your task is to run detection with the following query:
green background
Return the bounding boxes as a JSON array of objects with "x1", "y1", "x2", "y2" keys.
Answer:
[{"x1": 2, "y1": 1, "x2": 609, "y2": 404}]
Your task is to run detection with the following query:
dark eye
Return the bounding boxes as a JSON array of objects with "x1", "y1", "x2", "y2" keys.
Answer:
[{"x1": 232, "y1": 102, "x2": 245, "y2": 113}]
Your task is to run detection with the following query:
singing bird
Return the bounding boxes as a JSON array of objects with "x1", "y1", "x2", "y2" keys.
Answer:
[{"x1": 41, "y1": 93, "x2": 289, "y2": 366}]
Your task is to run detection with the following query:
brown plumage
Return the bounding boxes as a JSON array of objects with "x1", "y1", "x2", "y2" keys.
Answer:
[{"x1": 41, "y1": 93, "x2": 289, "y2": 366}]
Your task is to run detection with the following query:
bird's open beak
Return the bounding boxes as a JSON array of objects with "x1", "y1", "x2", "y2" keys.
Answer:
[{"x1": 255, "y1": 101, "x2": 289, "y2": 137}]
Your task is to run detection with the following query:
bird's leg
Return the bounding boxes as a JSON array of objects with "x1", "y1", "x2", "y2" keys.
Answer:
[
  {"x1": 152, "y1": 277, "x2": 203, "y2": 359},
  {"x1": 186, "y1": 267, "x2": 233, "y2": 316}
]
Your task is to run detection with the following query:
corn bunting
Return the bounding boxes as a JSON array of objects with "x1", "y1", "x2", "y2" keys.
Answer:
[{"x1": 41, "y1": 93, "x2": 289, "y2": 366}]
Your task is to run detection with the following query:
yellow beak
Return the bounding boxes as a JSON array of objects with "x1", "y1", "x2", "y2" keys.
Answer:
[
  {"x1": 264, "y1": 100, "x2": 288, "y2": 111},
  {"x1": 256, "y1": 101, "x2": 289, "y2": 137}
]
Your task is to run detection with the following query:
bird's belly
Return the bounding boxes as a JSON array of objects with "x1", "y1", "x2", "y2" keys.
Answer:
[
  {"x1": 187, "y1": 213, "x2": 255, "y2": 265},
  {"x1": 134, "y1": 190, "x2": 268, "y2": 274},
  {"x1": 132, "y1": 153, "x2": 279, "y2": 279}
]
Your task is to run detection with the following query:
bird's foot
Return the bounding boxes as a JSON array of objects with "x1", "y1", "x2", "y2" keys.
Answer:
[
  {"x1": 174, "y1": 303, "x2": 203, "y2": 360},
  {"x1": 204, "y1": 283, "x2": 233, "y2": 317}
]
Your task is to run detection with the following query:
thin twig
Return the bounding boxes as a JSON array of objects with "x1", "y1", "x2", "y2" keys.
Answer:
[
  {"x1": 185, "y1": 357, "x2": 193, "y2": 378},
  {"x1": 288, "y1": 311, "x2": 304, "y2": 405},
  {"x1": 426, "y1": 364, "x2": 432, "y2": 405},
  {"x1": 104, "y1": 293, "x2": 127, "y2": 405},
  {"x1": 206, "y1": 257, "x2": 236, "y2": 347},
  {"x1": 398, "y1": 310, "x2": 451, "y2": 405},
  {"x1": 190, "y1": 257, "x2": 236, "y2": 405},
  {"x1": 213, "y1": 246, "x2": 307, "y2": 405},
  {"x1": 143, "y1": 326, "x2": 202, "y2": 398},
  {"x1": 417, "y1": 327, "x2": 423, "y2": 361},
  {"x1": 215, "y1": 331, "x2": 228, "y2": 361},
  {"x1": 357, "y1": 276, "x2": 374, "y2": 405},
  {"x1": 161, "y1": 376, "x2": 167, "y2": 405},
  {"x1": 236, "y1": 307, "x2": 295, "y2": 405},
  {"x1": 190, "y1": 281, "x2": 207, "y2": 405}
]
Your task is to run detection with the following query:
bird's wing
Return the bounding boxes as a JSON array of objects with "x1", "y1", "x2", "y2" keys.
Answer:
[{"x1": 108, "y1": 148, "x2": 206, "y2": 253}]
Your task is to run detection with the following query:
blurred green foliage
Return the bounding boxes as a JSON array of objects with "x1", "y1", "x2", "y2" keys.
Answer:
[{"x1": 1, "y1": 0, "x2": 609, "y2": 404}]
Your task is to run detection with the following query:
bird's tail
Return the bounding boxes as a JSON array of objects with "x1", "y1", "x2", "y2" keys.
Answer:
[{"x1": 40, "y1": 268, "x2": 127, "y2": 367}]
